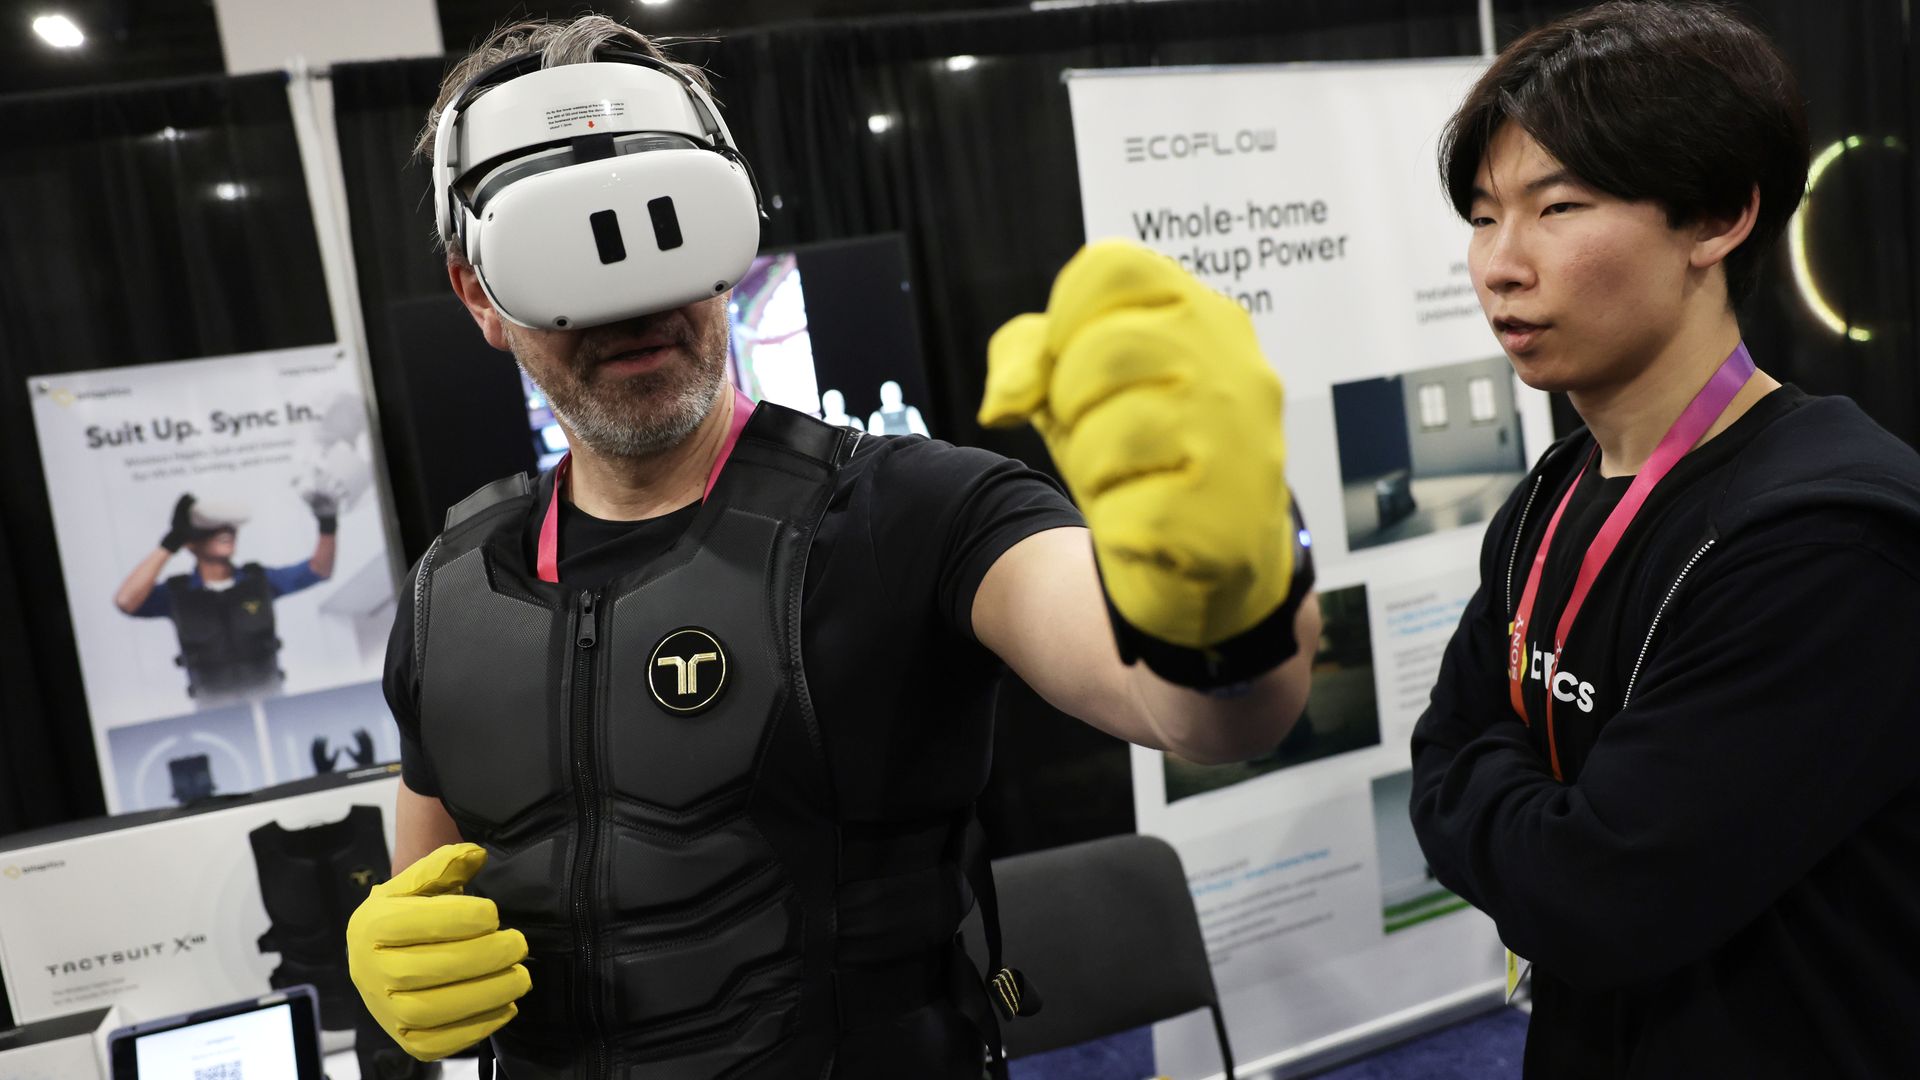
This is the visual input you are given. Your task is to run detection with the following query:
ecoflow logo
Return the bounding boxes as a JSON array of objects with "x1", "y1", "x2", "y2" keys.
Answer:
[{"x1": 1124, "y1": 129, "x2": 1279, "y2": 163}]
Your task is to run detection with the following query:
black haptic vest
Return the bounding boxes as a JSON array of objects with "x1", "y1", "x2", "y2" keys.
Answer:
[
  {"x1": 415, "y1": 406, "x2": 1010, "y2": 1080},
  {"x1": 166, "y1": 564, "x2": 282, "y2": 696},
  {"x1": 249, "y1": 804, "x2": 392, "y2": 1031},
  {"x1": 250, "y1": 805, "x2": 428, "y2": 1078}
]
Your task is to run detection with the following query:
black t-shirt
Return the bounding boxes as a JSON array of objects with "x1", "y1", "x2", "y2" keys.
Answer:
[
  {"x1": 1511, "y1": 465, "x2": 1631, "y2": 754},
  {"x1": 385, "y1": 433, "x2": 1085, "y2": 802},
  {"x1": 1512, "y1": 386, "x2": 1804, "y2": 783}
]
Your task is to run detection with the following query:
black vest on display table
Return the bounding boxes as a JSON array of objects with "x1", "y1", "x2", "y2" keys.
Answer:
[
  {"x1": 165, "y1": 564, "x2": 282, "y2": 696},
  {"x1": 250, "y1": 806, "x2": 432, "y2": 1080},
  {"x1": 416, "y1": 404, "x2": 1002, "y2": 1079},
  {"x1": 249, "y1": 804, "x2": 391, "y2": 1030}
]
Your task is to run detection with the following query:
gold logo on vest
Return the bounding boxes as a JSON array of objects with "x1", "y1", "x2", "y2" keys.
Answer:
[{"x1": 649, "y1": 628, "x2": 728, "y2": 715}]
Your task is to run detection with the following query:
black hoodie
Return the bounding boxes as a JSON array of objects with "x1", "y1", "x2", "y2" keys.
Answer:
[{"x1": 1411, "y1": 386, "x2": 1920, "y2": 1078}]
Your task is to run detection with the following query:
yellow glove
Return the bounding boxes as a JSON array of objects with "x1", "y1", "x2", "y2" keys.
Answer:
[
  {"x1": 980, "y1": 239, "x2": 1302, "y2": 688},
  {"x1": 346, "y1": 843, "x2": 531, "y2": 1061}
]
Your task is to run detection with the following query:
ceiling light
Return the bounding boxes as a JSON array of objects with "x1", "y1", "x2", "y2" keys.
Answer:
[
  {"x1": 32, "y1": 14, "x2": 84, "y2": 49},
  {"x1": 213, "y1": 182, "x2": 251, "y2": 201},
  {"x1": 945, "y1": 55, "x2": 979, "y2": 72},
  {"x1": 867, "y1": 114, "x2": 894, "y2": 135}
]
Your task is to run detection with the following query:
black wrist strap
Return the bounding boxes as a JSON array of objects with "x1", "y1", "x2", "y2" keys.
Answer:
[{"x1": 1107, "y1": 498, "x2": 1315, "y2": 691}]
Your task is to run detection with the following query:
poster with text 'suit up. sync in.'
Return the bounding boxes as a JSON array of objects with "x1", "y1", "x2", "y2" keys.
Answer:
[
  {"x1": 28, "y1": 345, "x2": 403, "y2": 814},
  {"x1": 1067, "y1": 58, "x2": 1556, "y2": 1077}
]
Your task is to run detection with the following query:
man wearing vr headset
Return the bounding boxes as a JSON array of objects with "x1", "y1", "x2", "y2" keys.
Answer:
[{"x1": 347, "y1": 16, "x2": 1317, "y2": 1079}]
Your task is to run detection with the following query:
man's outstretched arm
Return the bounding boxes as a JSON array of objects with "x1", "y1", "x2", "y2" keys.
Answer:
[{"x1": 976, "y1": 525, "x2": 1317, "y2": 763}]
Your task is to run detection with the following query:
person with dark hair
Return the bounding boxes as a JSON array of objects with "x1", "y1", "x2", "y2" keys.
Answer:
[
  {"x1": 344, "y1": 14, "x2": 1319, "y2": 1079},
  {"x1": 114, "y1": 491, "x2": 338, "y2": 702},
  {"x1": 1410, "y1": 2, "x2": 1920, "y2": 1076}
]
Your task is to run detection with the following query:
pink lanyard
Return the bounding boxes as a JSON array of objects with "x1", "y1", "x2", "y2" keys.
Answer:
[
  {"x1": 535, "y1": 388, "x2": 756, "y2": 584},
  {"x1": 1506, "y1": 344, "x2": 1755, "y2": 779}
]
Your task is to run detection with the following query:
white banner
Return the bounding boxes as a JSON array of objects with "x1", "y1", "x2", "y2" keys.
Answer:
[
  {"x1": 1067, "y1": 58, "x2": 1543, "y2": 1076},
  {"x1": 28, "y1": 345, "x2": 402, "y2": 814}
]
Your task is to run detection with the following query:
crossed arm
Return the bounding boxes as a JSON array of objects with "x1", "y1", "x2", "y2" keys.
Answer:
[{"x1": 1411, "y1": 536, "x2": 1920, "y2": 989}]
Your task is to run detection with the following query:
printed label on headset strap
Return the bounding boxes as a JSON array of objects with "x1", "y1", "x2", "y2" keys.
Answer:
[{"x1": 546, "y1": 101, "x2": 628, "y2": 131}]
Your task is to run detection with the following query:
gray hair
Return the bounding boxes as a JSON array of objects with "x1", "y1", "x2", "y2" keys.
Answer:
[
  {"x1": 415, "y1": 15, "x2": 714, "y2": 163},
  {"x1": 417, "y1": 15, "x2": 716, "y2": 258}
]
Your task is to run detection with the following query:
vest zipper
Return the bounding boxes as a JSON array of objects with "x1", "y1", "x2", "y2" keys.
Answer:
[
  {"x1": 412, "y1": 536, "x2": 441, "y2": 687},
  {"x1": 1506, "y1": 474, "x2": 1546, "y2": 619},
  {"x1": 1621, "y1": 539, "x2": 1714, "y2": 709},
  {"x1": 568, "y1": 589, "x2": 607, "y2": 1079}
]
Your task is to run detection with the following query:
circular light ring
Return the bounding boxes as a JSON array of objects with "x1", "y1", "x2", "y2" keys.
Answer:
[{"x1": 1789, "y1": 135, "x2": 1905, "y2": 343}]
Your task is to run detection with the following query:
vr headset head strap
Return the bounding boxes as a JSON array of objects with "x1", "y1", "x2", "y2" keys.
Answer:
[
  {"x1": 591, "y1": 48, "x2": 768, "y2": 220},
  {"x1": 435, "y1": 50, "x2": 546, "y2": 246},
  {"x1": 434, "y1": 44, "x2": 766, "y2": 249}
]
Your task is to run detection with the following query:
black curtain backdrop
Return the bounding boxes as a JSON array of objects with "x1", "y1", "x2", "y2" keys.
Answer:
[
  {"x1": 711, "y1": 0, "x2": 1486, "y2": 457},
  {"x1": 4, "y1": 0, "x2": 1916, "y2": 859},
  {"x1": 330, "y1": 59, "x2": 470, "y2": 561},
  {"x1": 0, "y1": 74, "x2": 333, "y2": 839}
]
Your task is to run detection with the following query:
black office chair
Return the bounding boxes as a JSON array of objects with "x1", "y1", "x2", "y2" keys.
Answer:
[{"x1": 962, "y1": 833, "x2": 1235, "y2": 1076}]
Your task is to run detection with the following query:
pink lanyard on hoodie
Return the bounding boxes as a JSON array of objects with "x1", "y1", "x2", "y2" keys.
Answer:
[{"x1": 1507, "y1": 344, "x2": 1755, "y2": 779}]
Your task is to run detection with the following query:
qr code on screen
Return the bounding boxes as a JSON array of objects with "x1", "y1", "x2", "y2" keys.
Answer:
[{"x1": 194, "y1": 1064, "x2": 243, "y2": 1080}]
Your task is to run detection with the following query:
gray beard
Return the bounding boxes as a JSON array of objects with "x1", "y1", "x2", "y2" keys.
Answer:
[{"x1": 543, "y1": 363, "x2": 726, "y2": 459}]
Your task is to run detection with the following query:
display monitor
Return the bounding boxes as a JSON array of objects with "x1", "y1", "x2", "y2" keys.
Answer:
[
  {"x1": 107, "y1": 987, "x2": 323, "y2": 1080},
  {"x1": 523, "y1": 232, "x2": 932, "y2": 469}
]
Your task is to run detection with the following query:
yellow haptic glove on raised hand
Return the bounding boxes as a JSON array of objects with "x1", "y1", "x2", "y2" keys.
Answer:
[
  {"x1": 980, "y1": 239, "x2": 1310, "y2": 690},
  {"x1": 346, "y1": 843, "x2": 531, "y2": 1061}
]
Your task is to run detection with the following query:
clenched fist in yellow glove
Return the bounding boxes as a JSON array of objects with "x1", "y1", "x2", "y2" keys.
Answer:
[
  {"x1": 346, "y1": 843, "x2": 531, "y2": 1061},
  {"x1": 980, "y1": 239, "x2": 1309, "y2": 689}
]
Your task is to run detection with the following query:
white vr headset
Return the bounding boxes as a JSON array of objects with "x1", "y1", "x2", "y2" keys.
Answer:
[{"x1": 432, "y1": 49, "x2": 765, "y2": 330}]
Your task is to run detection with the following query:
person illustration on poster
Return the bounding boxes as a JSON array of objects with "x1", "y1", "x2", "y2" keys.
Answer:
[
  {"x1": 818, "y1": 388, "x2": 864, "y2": 431},
  {"x1": 113, "y1": 491, "x2": 338, "y2": 704},
  {"x1": 868, "y1": 379, "x2": 929, "y2": 436}
]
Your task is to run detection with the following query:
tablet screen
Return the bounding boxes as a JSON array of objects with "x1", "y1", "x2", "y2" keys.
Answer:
[{"x1": 131, "y1": 1001, "x2": 296, "y2": 1080}]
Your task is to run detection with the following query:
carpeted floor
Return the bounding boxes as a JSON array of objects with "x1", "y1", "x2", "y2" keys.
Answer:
[
  {"x1": 1009, "y1": 1006, "x2": 1529, "y2": 1080},
  {"x1": 1313, "y1": 1007, "x2": 1528, "y2": 1080}
]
